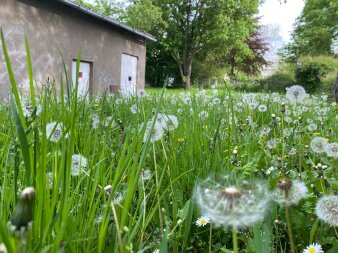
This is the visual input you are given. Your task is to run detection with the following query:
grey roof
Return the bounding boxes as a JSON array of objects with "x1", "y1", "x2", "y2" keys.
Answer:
[{"x1": 55, "y1": 0, "x2": 156, "y2": 42}]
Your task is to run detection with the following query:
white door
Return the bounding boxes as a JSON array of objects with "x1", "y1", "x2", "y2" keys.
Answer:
[
  {"x1": 72, "y1": 61, "x2": 90, "y2": 98},
  {"x1": 120, "y1": 53, "x2": 138, "y2": 96}
]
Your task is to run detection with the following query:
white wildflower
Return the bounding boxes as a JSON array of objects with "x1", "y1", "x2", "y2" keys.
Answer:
[
  {"x1": 316, "y1": 195, "x2": 338, "y2": 227},
  {"x1": 71, "y1": 154, "x2": 88, "y2": 176}
]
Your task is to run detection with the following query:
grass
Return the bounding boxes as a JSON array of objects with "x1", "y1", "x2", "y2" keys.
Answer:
[{"x1": 1, "y1": 33, "x2": 338, "y2": 253}]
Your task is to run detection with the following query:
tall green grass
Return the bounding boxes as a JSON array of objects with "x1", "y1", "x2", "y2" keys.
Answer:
[{"x1": 1, "y1": 32, "x2": 338, "y2": 253}]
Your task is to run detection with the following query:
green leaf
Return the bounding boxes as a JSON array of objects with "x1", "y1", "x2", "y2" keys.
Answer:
[{"x1": 177, "y1": 199, "x2": 191, "y2": 220}]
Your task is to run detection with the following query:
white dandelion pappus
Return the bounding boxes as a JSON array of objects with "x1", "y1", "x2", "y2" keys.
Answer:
[
  {"x1": 143, "y1": 120, "x2": 164, "y2": 143},
  {"x1": 212, "y1": 98, "x2": 221, "y2": 105},
  {"x1": 195, "y1": 177, "x2": 271, "y2": 229},
  {"x1": 310, "y1": 137, "x2": 328, "y2": 154},
  {"x1": 274, "y1": 179, "x2": 308, "y2": 206},
  {"x1": 267, "y1": 139, "x2": 276, "y2": 149},
  {"x1": 130, "y1": 104, "x2": 138, "y2": 114},
  {"x1": 0, "y1": 243, "x2": 7, "y2": 253},
  {"x1": 249, "y1": 102, "x2": 257, "y2": 110},
  {"x1": 325, "y1": 143, "x2": 338, "y2": 158},
  {"x1": 137, "y1": 89, "x2": 147, "y2": 98},
  {"x1": 46, "y1": 122, "x2": 64, "y2": 143},
  {"x1": 199, "y1": 111, "x2": 209, "y2": 120},
  {"x1": 307, "y1": 123, "x2": 317, "y2": 131},
  {"x1": 71, "y1": 154, "x2": 88, "y2": 176},
  {"x1": 258, "y1": 104, "x2": 267, "y2": 112},
  {"x1": 92, "y1": 114, "x2": 100, "y2": 129},
  {"x1": 156, "y1": 114, "x2": 179, "y2": 131},
  {"x1": 286, "y1": 85, "x2": 307, "y2": 104},
  {"x1": 316, "y1": 195, "x2": 338, "y2": 227}
]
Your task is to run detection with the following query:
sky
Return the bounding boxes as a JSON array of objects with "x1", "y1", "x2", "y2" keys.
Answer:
[{"x1": 259, "y1": 0, "x2": 304, "y2": 42}]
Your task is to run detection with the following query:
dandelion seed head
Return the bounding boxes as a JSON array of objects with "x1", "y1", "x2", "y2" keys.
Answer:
[
  {"x1": 160, "y1": 114, "x2": 179, "y2": 131},
  {"x1": 308, "y1": 123, "x2": 318, "y2": 132},
  {"x1": 199, "y1": 111, "x2": 209, "y2": 119},
  {"x1": 46, "y1": 122, "x2": 64, "y2": 143},
  {"x1": 141, "y1": 169, "x2": 152, "y2": 181},
  {"x1": 258, "y1": 104, "x2": 267, "y2": 112},
  {"x1": 130, "y1": 104, "x2": 138, "y2": 114},
  {"x1": 286, "y1": 85, "x2": 307, "y2": 104},
  {"x1": 325, "y1": 143, "x2": 338, "y2": 158},
  {"x1": 267, "y1": 139, "x2": 277, "y2": 149},
  {"x1": 0, "y1": 243, "x2": 7, "y2": 253},
  {"x1": 310, "y1": 137, "x2": 328, "y2": 154},
  {"x1": 316, "y1": 195, "x2": 338, "y2": 227},
  {"x1": 143, "y1": 121, "x2": 164, "y2": 143},
  {"x1": 71, "y1": 154, "x2": 88, "y2": 176},
  {"x1": 195, "y1": 177, "x2": 270, "y2": 229},
  {"x1": 275, "y1": 180, "x2": 308, "y2": 206}
]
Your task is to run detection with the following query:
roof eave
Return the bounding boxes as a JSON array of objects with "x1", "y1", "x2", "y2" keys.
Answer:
[{"x1": 56, "y1": 0, "x2": 157, "y2": 42}]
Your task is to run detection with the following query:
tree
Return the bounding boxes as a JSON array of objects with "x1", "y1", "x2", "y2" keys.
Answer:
[
  {"x1": 77, "y1": 0, "x2": 261, "y2": 88},
  {"x1": 283, "y1": 0, "x2": 338, "y2": 61},
  {"x1": 154, "y1": 0, "x2": 259, "y2": 89}
]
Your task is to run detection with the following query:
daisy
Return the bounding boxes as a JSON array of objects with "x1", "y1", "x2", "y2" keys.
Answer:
[
  {"x1": 303, "y1": 243, "x2": 323, "y2": 253},
  {"x1": 196, "y1": 216, "x2": 210, "y2": 227}
]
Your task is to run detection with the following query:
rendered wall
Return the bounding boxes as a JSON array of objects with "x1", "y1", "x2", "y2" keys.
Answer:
[{"x1": 0, "y1": 0, "x2": 147, "y2": 98}]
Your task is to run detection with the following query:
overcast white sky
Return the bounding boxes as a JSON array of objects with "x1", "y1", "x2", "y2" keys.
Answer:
[{"x1": 259, "y1": 0, "x2": 304, "y2": 42}]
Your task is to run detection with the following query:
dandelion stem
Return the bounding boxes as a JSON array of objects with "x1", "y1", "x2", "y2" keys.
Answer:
[
  {"x1": 209, "y1": 223, "x2": 212, "y2": 253},
  {"x1": 232, "y1": 226, "x2": 239, "y2": 253},
  {"x1": 285, "y1": 205, "x2": 297, "y2": 253},
  {"x1": 153, "y1": 142, "x2": 164, "y2": 235},
  {"x1": 110, "y1": 202, "x2": 124, "y2": 253}
]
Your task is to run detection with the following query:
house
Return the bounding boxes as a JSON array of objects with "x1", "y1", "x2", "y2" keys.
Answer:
[{"x1": 0, "y1": 0, "x2": 156, "y2": 98}]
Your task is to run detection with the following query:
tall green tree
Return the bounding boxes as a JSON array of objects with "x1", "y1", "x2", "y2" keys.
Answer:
[
  {"x1": 283, "y1": 0, "x2": 338, "y2": 61},
  {"x1": 155, "y1": 0, "x2": 259, "y2": 89},
  {"x1": 76, "y1": 0, "x2": 261, "y2": 88}
]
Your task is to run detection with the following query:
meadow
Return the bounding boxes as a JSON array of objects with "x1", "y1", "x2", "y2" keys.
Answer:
[{"x1": 1, "y1": 40, "x2": 338, "y2": 253}]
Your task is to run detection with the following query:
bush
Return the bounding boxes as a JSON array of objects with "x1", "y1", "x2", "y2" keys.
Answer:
[
  {"x1": 295, "y1": 62, "x2": 332, "y2": 93},
  {"x1": 260, "y1": 72, "x2": 296, "y2": 92}
]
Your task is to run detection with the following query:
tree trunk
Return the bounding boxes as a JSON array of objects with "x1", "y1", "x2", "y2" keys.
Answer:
[
  {"x1": 333, "y1": 72, "x2": 338, "y2": 102},
  {"x1": 181, "y1": 58, "x2": 193, "y2": 90},
  {"x1": 184, "y1": 74, "x2": 191, "y2": 90}
]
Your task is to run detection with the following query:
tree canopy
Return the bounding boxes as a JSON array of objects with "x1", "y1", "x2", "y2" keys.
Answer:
[
  {"x1": 283, "y1": 0, "x2": 338, "y2": 61},
  {"x1": 77, "y1": 0, "x2": 267, "y2": 88}
]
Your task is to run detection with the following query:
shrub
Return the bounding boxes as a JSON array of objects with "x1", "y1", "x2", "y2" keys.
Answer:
[
  {"x1": 260, "y1": 72, "x2": 296, "y2": 92},
  {"x1": 295, "y1": 62, "x2": 332, "y2": 93}
]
